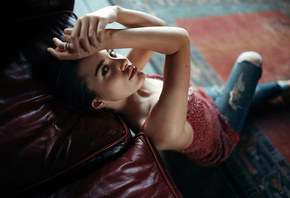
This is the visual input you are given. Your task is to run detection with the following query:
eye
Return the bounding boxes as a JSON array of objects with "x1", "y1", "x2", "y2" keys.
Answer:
[
  {"x1": 109, "y1": 49, "x2": 116, "y2": 58},
  {"x1": 102, "y1": 65, "x2": 109, "y2": 76}
]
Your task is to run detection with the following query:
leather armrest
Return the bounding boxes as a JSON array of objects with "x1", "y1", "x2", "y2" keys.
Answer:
[{"x1": 27, "y1": 133, "x2": 183, "y2": 198}]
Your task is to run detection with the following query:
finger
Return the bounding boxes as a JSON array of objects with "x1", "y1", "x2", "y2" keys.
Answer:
[
  {"x1": 71, "y1": 19, "x2": 82, "y2": 56},
  {"x1": 79, "y1": 18, "x2": 91, "y2": 53},
  {"x1": 63, "y1": 34, "x2": 72, "y2": 43},
  {"x1": 88, "y1": 20, "x2": 99, "y2": 48},
  {"x1": 52, "y1": 37, "x2": 65, "y2": 51},
  {"x1": 64, "y1": 28, "x2": 73, "y2": 35},
  {"x1": 47, "y1": 47, "x2": 78, "y2": 60},
  {"x1": 51, "y1": 37, "x2": 75, "y2": 53},
  {"x1": 96, "y1": 19, "x2": 107, "y2": 43},
  {"x1": 66, "y1": 42, "x2": 75, "y2": 53}
]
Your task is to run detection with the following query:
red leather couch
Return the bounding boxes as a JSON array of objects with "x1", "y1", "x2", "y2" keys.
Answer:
[{"x1": 0, "y1": 0, "x2": 182, "y2": 197}]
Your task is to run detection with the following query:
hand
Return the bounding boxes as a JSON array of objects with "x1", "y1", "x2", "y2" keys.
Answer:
[
  {"x1": 47, "y1": 37, "x2": 97, "y2": 60},
  {"x1": 67, "y1": 6, "x2": 118, "y2": 56}
]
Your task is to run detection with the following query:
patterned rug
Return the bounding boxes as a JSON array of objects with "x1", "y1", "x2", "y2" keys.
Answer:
[
  {"x1": 176, "y1": 11, "x2": 290, "y2": 83},
  {"x1": 110, "y1": 0, "x2": 290, "y2": 197}
]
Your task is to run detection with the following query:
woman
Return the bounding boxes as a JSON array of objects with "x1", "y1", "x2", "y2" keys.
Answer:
[{"x1": 36, "y1": 6, "x2": 289, "y2": 166}]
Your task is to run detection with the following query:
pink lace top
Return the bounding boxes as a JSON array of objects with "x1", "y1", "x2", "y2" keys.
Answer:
[{"x1": 143, "y1": 74, "x2": 240, "y2": 166}]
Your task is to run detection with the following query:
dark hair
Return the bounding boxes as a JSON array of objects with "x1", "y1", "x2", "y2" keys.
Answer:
[{"x1": 32, "y1": 52, "x2": 97, "y2": 112}]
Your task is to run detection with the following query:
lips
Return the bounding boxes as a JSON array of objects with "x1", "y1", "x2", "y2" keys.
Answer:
[{"x1": 128, "y1": 65, "x2": 138, "y2": 80}]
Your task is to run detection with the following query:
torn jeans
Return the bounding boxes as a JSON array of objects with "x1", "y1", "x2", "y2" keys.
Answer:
[{"x1": 204, "y1": 60, "x2": 283, "y2": 134}]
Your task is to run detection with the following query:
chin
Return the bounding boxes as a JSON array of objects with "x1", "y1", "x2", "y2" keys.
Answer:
[
  {"x1": 138, "y1": 71, "x2": 145, "y2": 79},
  {"x1": 139, "y1": 72, "x2": 146, "y2": 84}
]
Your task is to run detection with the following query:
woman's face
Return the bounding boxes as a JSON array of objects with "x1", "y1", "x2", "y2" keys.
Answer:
[{"x1": 79, "y1": 50, "x2": 145, "y2": 103}]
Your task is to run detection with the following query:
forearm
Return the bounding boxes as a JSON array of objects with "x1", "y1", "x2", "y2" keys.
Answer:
[
  {"x1": 115, "y1": 6, "x2": 166, "y2": 28},
  {"x1": 101, "y1": 27, "x2": 189, "y2": 55},
  {"x1": 114, "y1": 6, "x2": 165, "y2": 70}
]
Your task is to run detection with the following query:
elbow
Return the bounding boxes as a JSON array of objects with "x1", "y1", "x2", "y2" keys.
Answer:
[
  {"x1": 151, "y1": 18, "x2": 166, "y2": 27},
  {"x1": 159, "y1": 19, "x2": 166, "y2": 26},
  {"x1": 178, "y1": 28, "x2": 190, "y2": 46},
  {"x1": 178, "y1": 27, "x2": 189, "y2": 36},
  {"x1": 169, "y1": 27, "x2": 190, "y2": 50},
  {"x1": 153, "y1": 126, "x2": 189, "y2": 151},
  {"x1": 167, "y1": 27, "x2": 190, "y2": 55}
]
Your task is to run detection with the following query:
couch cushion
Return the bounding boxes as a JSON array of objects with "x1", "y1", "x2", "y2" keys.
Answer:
[
  {"x1": 31, "y1": 133, "x2": 183, "y2": 198},
  {"x1": 0, "y1": 11, "x2": 131, "y2": 196}
]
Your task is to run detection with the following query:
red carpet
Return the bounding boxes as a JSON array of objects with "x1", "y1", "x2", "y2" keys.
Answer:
[
  {"x1": 176, "y1": 11, "x2": 290, "y2": 83},
  {"x1": 176, "y1": 11, "x2": 290, "y2": 163}
]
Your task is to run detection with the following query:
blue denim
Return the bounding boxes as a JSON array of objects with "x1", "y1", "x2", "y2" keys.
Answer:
[{"x1": 204, "y1": 60, "x2": 283, "y2": 134}]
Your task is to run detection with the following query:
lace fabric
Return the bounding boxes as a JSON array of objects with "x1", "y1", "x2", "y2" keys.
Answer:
[{"x1": 144, "y1": 74, "x2": 240, "y2": 166}]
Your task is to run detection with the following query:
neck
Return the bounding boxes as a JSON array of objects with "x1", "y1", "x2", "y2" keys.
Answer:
[
  {"x1": 106, "y1": 85, "x2": 152, "y2": 120},
  {"x1": 104, "y1": 78, "x2": 159, "y2": 132}
]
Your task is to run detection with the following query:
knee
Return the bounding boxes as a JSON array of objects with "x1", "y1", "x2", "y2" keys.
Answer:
[{"x1": 237, "y1": 51, "x2": 262, "y2": 67}]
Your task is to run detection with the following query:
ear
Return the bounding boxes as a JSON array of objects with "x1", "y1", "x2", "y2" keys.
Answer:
[{"x1": 91, "y1": 98, "x2": 106, "y2": 110}]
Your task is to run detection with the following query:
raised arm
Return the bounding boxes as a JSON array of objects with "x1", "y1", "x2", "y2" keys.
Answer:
[
  {"x1": 56, "y1": 6, "x2": 165, "y2": 70},
  {"x1": 114, "y1": 7, "x2": 165, "y2": 70},
  {"x1": 102, "y1": 28, "x2": 192, "y2": 150}
]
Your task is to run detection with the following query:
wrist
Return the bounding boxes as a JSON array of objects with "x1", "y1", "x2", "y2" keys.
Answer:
[{"x1": 114, "y1": 5, "x2": 123, "y2": 24}]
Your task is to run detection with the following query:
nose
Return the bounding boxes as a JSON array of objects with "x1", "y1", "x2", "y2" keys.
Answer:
[{"x1": 115, "y1": 56, "x2": 131, "y2": 71}]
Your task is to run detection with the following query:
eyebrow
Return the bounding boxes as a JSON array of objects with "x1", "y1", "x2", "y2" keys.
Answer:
[{"x1": 95, "y1": 59, "x2": 104, "y2": 76}]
